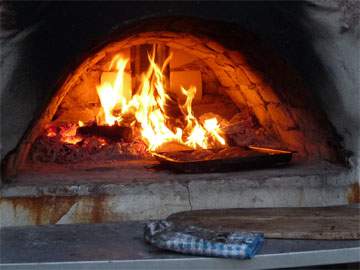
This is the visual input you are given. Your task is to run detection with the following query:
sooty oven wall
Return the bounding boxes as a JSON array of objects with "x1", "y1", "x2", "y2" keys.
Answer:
[{"x1": 1, "y1": 1, "x2": 359, "y2": 175}]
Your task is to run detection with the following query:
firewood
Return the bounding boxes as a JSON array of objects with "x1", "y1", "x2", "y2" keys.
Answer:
[{"x1": 77, "y1": 122, "x2": 132, "y2": 142}]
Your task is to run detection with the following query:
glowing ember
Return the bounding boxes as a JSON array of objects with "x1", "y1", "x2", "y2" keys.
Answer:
[
  {"x1": 58, "y1": 124, "x2": 83, "y2": 144},
  {"x1": 44, "y1": 123, "x2": 83, "y2": 145},
  {"x1": 95, "y1": 47, "x2": 226, "y2": 152}
]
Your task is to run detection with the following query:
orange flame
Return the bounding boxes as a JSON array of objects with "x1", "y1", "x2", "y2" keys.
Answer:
[
  {"x1": 96, "y1": 48, "x2": 226, "y2": 152},
  {"x1": 97, "y1": 58, "x2": 128, "y2": 125}
]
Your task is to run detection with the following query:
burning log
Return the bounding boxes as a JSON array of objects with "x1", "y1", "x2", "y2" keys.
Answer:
[{"x1": 77, "y1": 122, "x2": 132, "y2": 142}]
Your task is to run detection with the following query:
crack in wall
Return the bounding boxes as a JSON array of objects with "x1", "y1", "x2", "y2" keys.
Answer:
[{"x1": 184, "y1": 182, "x2": 193, "y2": 211}]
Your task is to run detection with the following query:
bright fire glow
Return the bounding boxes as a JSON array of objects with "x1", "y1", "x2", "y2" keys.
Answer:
[
  {"x1": 95, "y1": 48, "x2": 226, "y2": 152},
  {"x1": 97, "y1": 58, "x2": 128, "y2": 125}
]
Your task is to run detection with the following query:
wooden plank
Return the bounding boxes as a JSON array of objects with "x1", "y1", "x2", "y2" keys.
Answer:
[{"x1": 167, "y1": 206, "x2": 360, "y2": 240}]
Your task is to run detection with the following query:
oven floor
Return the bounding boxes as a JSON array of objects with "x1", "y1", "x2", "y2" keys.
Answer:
[
  {"x1": 7, "y1": 160, "x2": 350, "y2": 185},
  {"x1": 1, "y1": 221, "x2": 359, "y2": 269}
]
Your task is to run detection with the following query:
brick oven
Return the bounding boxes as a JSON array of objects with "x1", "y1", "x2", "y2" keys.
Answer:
[{"x1": 0, "y1": 1, "x2": 359, "y2": 226}]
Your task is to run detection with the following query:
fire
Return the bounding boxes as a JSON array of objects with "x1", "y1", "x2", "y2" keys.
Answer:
[
  {"x1": 97, "y1": 58, "x2": 129, "y2": 125},
  {"x1": 181, "y1": 86, "x2": 209, "y2": 149},
  {"x1": 95, "y1": 47, "x2": 226, "y2": 152},
  {"x1": 204, "y1": 118, "x2": 226, "y2": 145}
]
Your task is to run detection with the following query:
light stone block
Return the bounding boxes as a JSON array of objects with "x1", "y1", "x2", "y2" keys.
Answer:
[
  {"x1": 170, "y1": 48, "x2": 197, "y2": 69},
  {"x1": 170, "y1": 70, "x2": 202, "y2": 102}
]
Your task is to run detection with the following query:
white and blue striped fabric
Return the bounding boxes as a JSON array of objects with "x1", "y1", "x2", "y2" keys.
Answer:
[{"x1": 144, "y1": 220, "x2": 264, "y2": 259}]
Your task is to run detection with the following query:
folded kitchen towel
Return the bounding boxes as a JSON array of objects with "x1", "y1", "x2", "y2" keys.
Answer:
[{"x1": 144, "y1": 220, "x2": 264, "y2": 259}]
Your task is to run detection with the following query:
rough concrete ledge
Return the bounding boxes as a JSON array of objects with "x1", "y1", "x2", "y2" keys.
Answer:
[{"x1": 0, "y1": 162, "x2": 357, "y2": 227}]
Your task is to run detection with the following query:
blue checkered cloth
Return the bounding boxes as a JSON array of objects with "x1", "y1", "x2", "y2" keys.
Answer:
[{"x1": 144, "y1": 220, "x2": 264, "y2": 259}]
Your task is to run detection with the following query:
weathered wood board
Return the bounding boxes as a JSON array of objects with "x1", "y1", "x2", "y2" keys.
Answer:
[{"x1": 167, "y1": 206, "x2": 360, "y2": 240}]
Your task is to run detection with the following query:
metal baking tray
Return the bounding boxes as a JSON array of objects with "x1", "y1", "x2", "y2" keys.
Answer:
[{"x1": 152, "y1": 146, "x2": 294, "y2": 173}]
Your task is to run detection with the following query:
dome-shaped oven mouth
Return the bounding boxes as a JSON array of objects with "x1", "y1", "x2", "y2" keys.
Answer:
[{"x1": 2, "y1": 17, "x2": 343, "y2": 179}]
